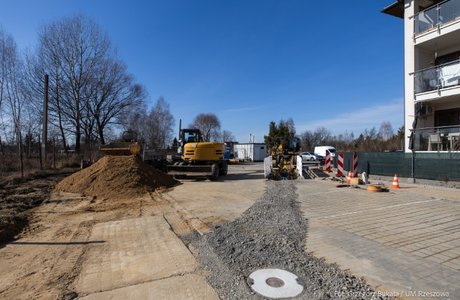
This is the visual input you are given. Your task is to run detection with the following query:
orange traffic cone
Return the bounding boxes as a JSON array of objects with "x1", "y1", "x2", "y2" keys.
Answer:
[
  {"x1": 347, "y1": 171, "x2": 352, "y2": 183},
  {"x1": 391, "y1": 174, "x2": 400, "y2": 189}
]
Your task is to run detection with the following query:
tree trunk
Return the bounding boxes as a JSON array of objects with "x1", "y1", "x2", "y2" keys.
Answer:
[
  {"x1": 55, "y1": 91, "x2": 68, "y2": 153},
  {"x1": 75, "y1": 104, "x2": 81, "y2": 153},
  {"x1": 0, "y1": 135, "x2": 4, "y2": 156}
]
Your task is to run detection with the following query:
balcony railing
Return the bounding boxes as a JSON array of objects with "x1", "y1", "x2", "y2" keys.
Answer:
[
  {"x1": 411, "y1": 125, "x2": 460, "y2": 151},
  {"x1": 414, "y1": 59, "x2": 460, "y2": 94},
  {"x1": 414, "y1": 0, "x2": 460, "y2": 35}
]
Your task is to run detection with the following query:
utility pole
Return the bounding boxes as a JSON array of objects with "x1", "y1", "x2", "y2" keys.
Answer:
[{"x1": 42, "y1": 74, "x2": 49, "y2": 168}]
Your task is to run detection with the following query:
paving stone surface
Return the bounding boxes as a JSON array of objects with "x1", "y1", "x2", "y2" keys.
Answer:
[{"x1": 298, "y1": 179, "x2": 460, "y2": 300}]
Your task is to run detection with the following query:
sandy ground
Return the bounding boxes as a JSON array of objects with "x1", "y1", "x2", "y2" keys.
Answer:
[{"x1": 0, "y1": 162, "x2": 265, "y2": 300}]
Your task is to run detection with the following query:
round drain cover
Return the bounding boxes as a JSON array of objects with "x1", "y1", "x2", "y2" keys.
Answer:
[{"x1": 248, "y1": 269, "x2": 303, "y2": 298}]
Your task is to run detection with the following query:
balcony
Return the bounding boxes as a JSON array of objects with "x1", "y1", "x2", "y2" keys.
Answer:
[
  {"x1": 414, "y1": 0, "x2": 460, "y2": 36},
  {"x1": 411, "y1": 125, "x2": 460, "y2": 151},
  {"x1": 414, "y1": 59, "x2": 460, "y2": 95}
]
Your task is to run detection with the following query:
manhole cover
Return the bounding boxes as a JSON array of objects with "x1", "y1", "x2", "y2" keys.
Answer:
[
  {"x1": 266, "y1": 277, "x2": 285, "y2": 287},
  {"x1": 248, "y1": 269, "x2": 303, "y2": 298}
]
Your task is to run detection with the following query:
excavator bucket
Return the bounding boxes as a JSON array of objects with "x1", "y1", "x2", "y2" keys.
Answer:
[
  {"x1": 99, "y1": 130, "x2": 141, "y2": 156},
  {"x1": 99, "y1": 142, "x2": 141, "y2": 156}
]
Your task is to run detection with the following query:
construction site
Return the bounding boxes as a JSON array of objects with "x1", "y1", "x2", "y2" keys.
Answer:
[{"x1": 1, "y1": 130, "x2": 460, "y2": 300}]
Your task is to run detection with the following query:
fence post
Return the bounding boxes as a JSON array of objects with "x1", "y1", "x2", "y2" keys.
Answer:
[{"x1": 411, "y1": 150, "x2": 415, "y2": 183}]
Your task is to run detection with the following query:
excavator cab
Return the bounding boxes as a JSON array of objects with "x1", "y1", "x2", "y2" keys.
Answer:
[
  {"x1": 288, "y1": 137, "x2": 301, "y2": 153},
  {"x1": 121, "y1": 130, "x2": 138, "y2": 142},
  {"x1": 183, "y1": 130, "x2": 201, "y2": 144}
]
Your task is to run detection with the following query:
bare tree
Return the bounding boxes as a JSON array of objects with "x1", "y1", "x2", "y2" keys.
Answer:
[
  {"x1": 378, "y1": 120, "x2": 394, "y2": 141},
  {"x1": 121, "y1": 100, "x2": 149, "y2": 146},
  {"x1": 221, "y1": 130, "x2": 235, "y2": 142},
  {"x1": 0, "y1": 28, "x2": 26, "y2": 176},
  {"x1": 299, "y1": 130, "x2": 314, "y2": 151},
  {"x1": 147, "y1": 96, "x2": 175, "y2": 149},
  {"x1": 189, "y1": 113, "x2": 221, "y2": 142},
  {"x1": 313, "y1": 126, "x2": 332, "y2": 146},
  {"x1": 83, "y1": 57, "x2": 147, "y2": 146},
  {"x1": 35, "y1": 13, "x2": 112, "y2": 153}
]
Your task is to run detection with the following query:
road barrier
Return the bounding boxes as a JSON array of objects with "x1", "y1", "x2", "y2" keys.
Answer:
[
  {"x1": 352, "y1": 154, "x2": 358, "y2": 177},
  {"x1": 337, "y1": 154, "x2": 344, "y2": 176},
  {"x1": 325, "y1": 153, "x2": 331, "y2": 171}
]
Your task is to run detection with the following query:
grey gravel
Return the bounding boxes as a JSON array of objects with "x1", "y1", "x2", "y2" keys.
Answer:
[{"x1": 182, "y1": 180, "x2": 394, "y2": 300}]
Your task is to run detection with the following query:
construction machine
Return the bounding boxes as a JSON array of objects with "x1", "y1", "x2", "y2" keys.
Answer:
[
  {"x1": 166, "y1": 121, "x2": 228, "y2": 181},
  {"x1": 99, "y1": 130, "x2": 141, "y2": 156},
  {"x1": 269, "y1": 137, "x2": 301, "y2": 179},
  {"x1": 271, "y1": 137, "x2": 301, "y2": 166}
]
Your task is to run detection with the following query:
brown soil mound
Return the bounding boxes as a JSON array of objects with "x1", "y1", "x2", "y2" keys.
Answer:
[{"x1": 55, "y1": 156, "x2": 178, "y2": 199}]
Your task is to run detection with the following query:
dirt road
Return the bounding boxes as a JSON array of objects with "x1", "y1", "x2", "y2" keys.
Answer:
[{"x1": 0, "y1": 163, "x2": 265, "y2": 299}]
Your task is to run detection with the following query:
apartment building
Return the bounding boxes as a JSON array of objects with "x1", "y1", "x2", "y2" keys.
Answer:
[{"x1": 383, "y1": 0, "x2": 460, "y2": 152}]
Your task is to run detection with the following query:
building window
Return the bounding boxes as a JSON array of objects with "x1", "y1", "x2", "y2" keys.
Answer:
[{"x1": 435, "y1": 109, "x2": 460, "y2": 126}]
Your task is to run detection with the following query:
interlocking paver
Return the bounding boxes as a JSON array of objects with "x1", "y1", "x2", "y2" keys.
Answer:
[{"x1": 299, "y1": 179, "x2": 460, "y2": 299}]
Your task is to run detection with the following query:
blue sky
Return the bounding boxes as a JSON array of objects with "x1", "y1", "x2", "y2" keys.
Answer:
[{"x1": 1, "y1": 0, "x2": 403, "y2": 143}]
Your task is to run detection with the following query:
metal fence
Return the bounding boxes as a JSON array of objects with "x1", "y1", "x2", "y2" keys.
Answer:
[{"x1": 335, "y1": 152, "x2": 460, "y2": 181}]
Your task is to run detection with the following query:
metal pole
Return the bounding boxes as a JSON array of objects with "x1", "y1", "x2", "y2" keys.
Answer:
[{"x1": 41, "y1": 74, "x2": 49, "y2": 168}]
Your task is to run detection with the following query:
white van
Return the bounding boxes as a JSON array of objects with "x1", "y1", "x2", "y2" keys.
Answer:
[{"x1": 314, "y1": 146, "x2": 337, "y2": 158}]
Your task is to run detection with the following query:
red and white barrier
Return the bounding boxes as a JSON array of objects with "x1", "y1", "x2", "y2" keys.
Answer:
[
  {"x1": 325, "y1": 152, "x2": 331, "y2": 171},
  {"x1": 337, "y1": 154, "x2": 344, "y2": 176},
  {"x1": 352, "y1": 154, "x2": 358, "y2": 177}
]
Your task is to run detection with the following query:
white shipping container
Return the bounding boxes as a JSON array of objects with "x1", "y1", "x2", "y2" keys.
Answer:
[{"x1": 234, "y1": 143, "x2": 267, "y2": 161}]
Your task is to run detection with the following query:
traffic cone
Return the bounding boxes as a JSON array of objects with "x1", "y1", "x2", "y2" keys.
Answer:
[
  {"x1": 391, "y1": 174, "x2": 400, "y2": 189},
  {"x1": 347, "y1": 171, "x2": 352, "y2": 183}
]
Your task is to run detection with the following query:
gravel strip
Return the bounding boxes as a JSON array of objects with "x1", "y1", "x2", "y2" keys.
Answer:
[{"x1": 183, "y1": 180, "x2": 394, "y2": 300}]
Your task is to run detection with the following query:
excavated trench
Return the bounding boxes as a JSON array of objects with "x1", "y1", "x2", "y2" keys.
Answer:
[{"x1": 183, "y1": 180, "x2": 393, "y2": 300}]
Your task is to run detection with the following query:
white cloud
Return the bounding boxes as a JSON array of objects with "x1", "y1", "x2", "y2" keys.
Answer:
[{"x1": 297, "y1": 98, "x2": 404, "y2": 136}]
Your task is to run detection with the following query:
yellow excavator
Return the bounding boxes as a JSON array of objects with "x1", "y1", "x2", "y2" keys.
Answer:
[
  {"x1": 99, "y1": 130, "x2": 141, "y2": 156},
  {"x1": 166, "y1": 122, "x2": 228, "y2": 180}
]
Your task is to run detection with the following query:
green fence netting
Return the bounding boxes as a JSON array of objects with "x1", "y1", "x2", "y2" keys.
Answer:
[{"x1": 334, "y1": 152, "x2": 460, "y2": 181}]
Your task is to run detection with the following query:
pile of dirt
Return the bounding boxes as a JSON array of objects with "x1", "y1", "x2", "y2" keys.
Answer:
[{"x1": 55, "y1": 156, "x2": 178, "y2": 199}]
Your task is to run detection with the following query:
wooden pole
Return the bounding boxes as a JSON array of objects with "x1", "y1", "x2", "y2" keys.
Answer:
[
  {"x1": 41, "y1": 74, "x2": 49, "y2": 168},
  {"x1": 38, "y1": 135, "x2": 42, "y2": 170}
]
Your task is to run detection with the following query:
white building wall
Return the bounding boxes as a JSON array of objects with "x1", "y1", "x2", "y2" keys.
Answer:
[
  {"x1": 404, "y1": 0, "x2": 417, "y2": 152},
  {"x1": 234, "y1": 144, "x2": 266, "y2": 161},
  {"x1": 386, "y1": 0, "x2": 460, "y2": 152}
]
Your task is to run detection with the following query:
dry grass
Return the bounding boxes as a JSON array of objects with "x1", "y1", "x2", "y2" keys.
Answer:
[{"x1": 0, "y1": 152, "x2": 85, "y2": 186}]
